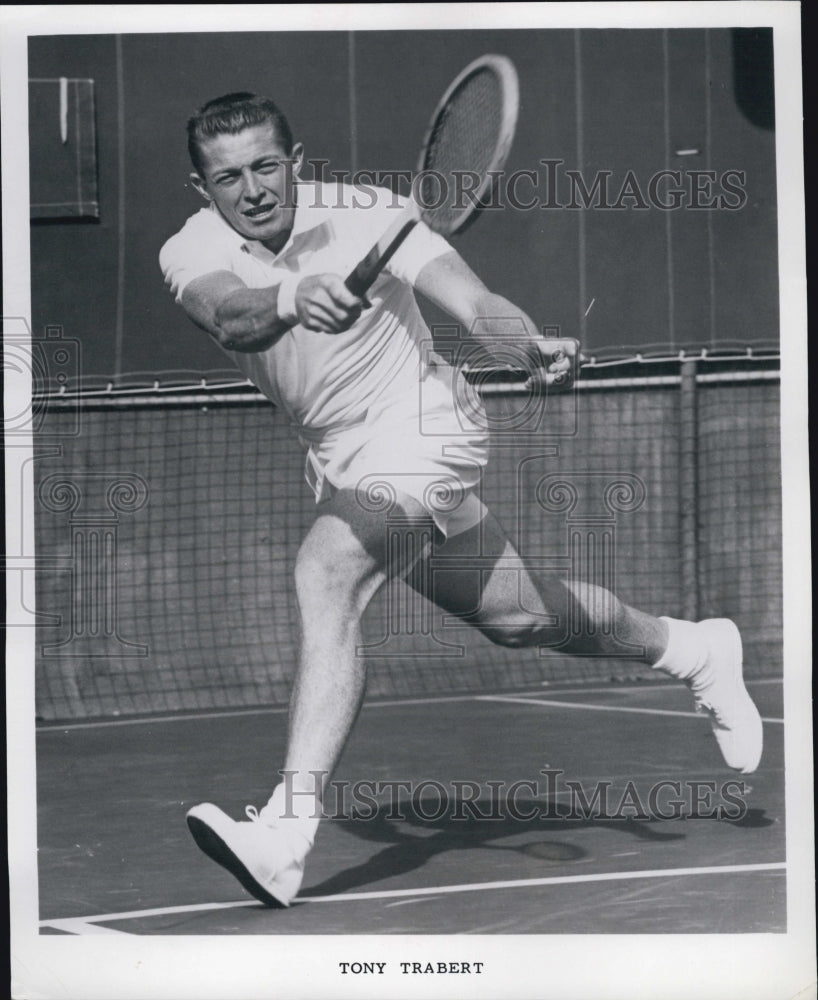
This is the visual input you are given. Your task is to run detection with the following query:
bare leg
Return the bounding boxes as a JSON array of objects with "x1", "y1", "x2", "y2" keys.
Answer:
[
  {"x1": 186, "y1": 499, "x2": 758, "y2": 906},
  {"x1": 185, "y1": 487, "x2": 436, "y2": 906},
  {"x1": 283, "y1": 488, "x2": 433, "y2": 807},
  {"x1": 409, "y1": 505, "x2": 668, "y2": 661}
]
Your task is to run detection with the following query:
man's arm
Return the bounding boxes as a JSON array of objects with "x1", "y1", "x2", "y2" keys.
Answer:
[
  {"x1": 414, "y1": 251, "x2": 575, "y2": 376},
  {"x1": 180, "y1": 271, "x2": 364, "y2": 353}
]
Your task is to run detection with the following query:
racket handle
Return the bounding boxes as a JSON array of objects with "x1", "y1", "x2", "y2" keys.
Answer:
[
  {"x1": 344, "y1": 210, "x2": 420, "y2": 298},
  {"x1": 345, "y1": 246, "x2": 388, "y2": 298}
]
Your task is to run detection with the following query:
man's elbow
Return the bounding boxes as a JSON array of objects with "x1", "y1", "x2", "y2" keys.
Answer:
[
  {"x1": 213, "y1": 303, "x2": 242, "y2": 340},
  {"x1": 213, "y1": 300, "x2": 252, "y2": 340},
  {"x1": 212, "y1": 305, "x2": 279, "y2": 353}
]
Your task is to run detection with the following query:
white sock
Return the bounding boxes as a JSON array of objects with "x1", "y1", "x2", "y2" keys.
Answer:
[
  {"x1": 652, "y1": 616, "x2": 709, "y2": 681},
  {"x1": 259, "y1": 783, "x2": 321, "y2": 858}
]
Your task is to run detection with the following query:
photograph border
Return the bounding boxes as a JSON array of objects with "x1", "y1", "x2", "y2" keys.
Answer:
[{"x1": 3, "y1": 4, "x2": 813, "y2": 999}]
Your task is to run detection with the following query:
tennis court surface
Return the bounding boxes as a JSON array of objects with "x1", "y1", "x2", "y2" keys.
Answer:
[
  {"x1": 37, "y1": 677, "x2": 784, "y2": 936},
  {"x1": 32, "y1": 356, "x2": 785, "y2": 935}
]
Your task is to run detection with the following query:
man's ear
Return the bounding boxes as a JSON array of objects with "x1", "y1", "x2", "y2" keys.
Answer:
[
  {"x1": 190, "y1": 172, "x2": 211, "y2": 201},
  {"x1": 290, "y1": 143, "x2": 304, "y2": 178}
]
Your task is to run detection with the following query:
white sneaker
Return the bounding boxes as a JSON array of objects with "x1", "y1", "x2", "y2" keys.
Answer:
[
  {"x1": 686, "y1": 619, "x2": 763, "y2": 773},
  {"x1": 186, "y1": 802, "x2": 304, "y2": 907}
]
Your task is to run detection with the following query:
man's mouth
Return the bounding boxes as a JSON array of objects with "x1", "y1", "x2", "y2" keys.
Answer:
[{"x1": 243, "y1": 203, "x2": 277, "y2": 221}]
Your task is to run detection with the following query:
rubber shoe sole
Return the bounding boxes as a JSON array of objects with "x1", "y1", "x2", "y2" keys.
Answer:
[{"x1": 186, "y1": 803, "x2": 302, "y2": 908}]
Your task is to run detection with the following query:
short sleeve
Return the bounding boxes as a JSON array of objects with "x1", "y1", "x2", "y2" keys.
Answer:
[
  {"x1": 351, "y1": 187, "x2": 451, "y2": 286},
  {"x1": 159, "y1": 214, "x2": 235, "y2": 302},
  {"x1": 386, "y1": 219, "x2": 453, "y2": 285}
]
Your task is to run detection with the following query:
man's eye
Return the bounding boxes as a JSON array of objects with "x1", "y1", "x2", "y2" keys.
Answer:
[
  {"x1": 257, "y1": 162, "x2": 280, "y2": 174},
  {"x1": 216, "y1": 175, "x2": 240, "y2": 186}
]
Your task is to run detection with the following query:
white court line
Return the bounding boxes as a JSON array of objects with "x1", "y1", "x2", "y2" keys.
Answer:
[
  {"x1": 36, "y1": 705, "x2": 289, "y2": 732},
  {"x1": 42, "y1": 918, "x2": 132, "y2": 936},
  {"x1": 301, "y1": 861, "x2": 786, "y2": 902},
  {"x1": 35, "y1": 694, "x2": 484, "y2": 733},
  {"x1": 41, "y1": 899, "x2": 261, "y2": 929},
  {"x1": 537, "y1": 677, "x2": 782, "y2": 693},
  {"x1": 39, "y1": 862, "x2": 785, "y2": 933},
  {"x1": 40, "y1": 899, "x2": 261, "y2": 934},
  {"x1": 470, "y1": 678, "x2": 782, "y2": 700},
  {"x1": 385, "y1": 896, "x2": 445, "y2": 908},
  {"x1": 477, "y1": 694, "x2": 784, "y2": 724},
  {"x1": 35, "y1": 678, "x2": 783, "y2": 734}
]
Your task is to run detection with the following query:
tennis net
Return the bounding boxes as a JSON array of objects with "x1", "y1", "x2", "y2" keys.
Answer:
[{"x1": 32, "y1": 350, "x2": 782, "y2": 719}]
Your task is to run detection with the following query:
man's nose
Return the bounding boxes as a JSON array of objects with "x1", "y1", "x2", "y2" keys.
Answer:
[{"x1": 241, "y1": 169, "x2": 263, "y2": 200}]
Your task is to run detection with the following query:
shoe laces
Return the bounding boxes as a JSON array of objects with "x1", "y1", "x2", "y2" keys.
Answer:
[
  {"x1": 694, "y1": 694, "x2": 736, "y2": 731},
  {"x1": 694, "y1": 696, "x2": 719, "y2": 720},
  {"x1": 246, "y1": 803, "x2": 281, "y2": 827},
  {"x1": 686, "y1": 663, "x2": 723, "y2": 720}
]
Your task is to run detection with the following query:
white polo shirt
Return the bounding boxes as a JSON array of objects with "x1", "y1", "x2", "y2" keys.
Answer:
[
  {"x1": 160, "y1": 181, "x2": 490, "y2": 534},
  {"x1": 160, "y1": 181, "x2": 452, "y2": 434}
]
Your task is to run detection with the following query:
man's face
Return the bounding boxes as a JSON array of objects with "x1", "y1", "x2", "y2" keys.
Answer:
[{"x1": 191, "y1": 122, "x2": 303, "y2": 252}]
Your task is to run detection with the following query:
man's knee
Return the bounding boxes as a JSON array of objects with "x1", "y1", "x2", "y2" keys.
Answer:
[{"x1": 478, "y1": 618, "x2": 542, "y2": 649}]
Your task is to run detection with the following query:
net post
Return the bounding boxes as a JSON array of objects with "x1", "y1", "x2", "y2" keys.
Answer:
[{"x1": 679, "y1": 359, "x2": 699, "y2": 622}]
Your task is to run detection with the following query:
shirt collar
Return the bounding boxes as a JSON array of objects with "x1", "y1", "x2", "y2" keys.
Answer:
[{"x1": 208, "y1": 182, "x2": 311, "y2": 261}]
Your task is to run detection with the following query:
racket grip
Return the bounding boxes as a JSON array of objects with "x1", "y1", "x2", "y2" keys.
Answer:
[
  {"x1": 345, "y1": 250, "x2": 383, "y2": 299},
  {"x1": 344, "y1": 213, "x2": 420, "y2": 299}
]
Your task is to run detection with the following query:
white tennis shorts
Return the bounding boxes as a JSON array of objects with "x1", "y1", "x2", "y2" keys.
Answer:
[{"x1": 302, "y1": 361, "x2": 490, "y2": 539}]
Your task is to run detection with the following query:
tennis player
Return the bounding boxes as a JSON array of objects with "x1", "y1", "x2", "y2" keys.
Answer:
[{"x1": 160, "y1": 93, "x2": 763, "y2": 908}]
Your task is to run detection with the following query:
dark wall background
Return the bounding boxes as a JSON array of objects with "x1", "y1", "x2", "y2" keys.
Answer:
[{"x1": 29, "y1": 28, "x2": 778, "y2": 382}]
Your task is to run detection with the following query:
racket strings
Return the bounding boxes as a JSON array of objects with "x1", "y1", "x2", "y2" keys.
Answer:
[{"x1": 420, "y1": 68, "x2": 505, "y2": 233}]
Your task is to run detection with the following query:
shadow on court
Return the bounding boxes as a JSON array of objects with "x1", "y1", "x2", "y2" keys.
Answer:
[
  {"x1": 302, "y1": 797, "x2": 779, "y2": 901},
  {"x1": 35, "y1": 680, "x2": 785, "y2": 934},
  {"x1": 301, "y1": 798, "x2": 688, "y2": 899}
]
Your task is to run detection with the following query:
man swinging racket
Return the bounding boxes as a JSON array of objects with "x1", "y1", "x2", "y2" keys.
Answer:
[{"x1": 160, "y1": 85, "x2": 763, "y2": 909}]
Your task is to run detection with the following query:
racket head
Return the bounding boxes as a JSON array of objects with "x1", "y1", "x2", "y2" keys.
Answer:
[{"x1": 416, "y1": 54, "x2": 519, "y2": 236}]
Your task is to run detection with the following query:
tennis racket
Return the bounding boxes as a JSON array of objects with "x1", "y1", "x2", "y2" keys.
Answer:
[{"x1": 344, "y1": 54, "x2": 520, "y2": 298}]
